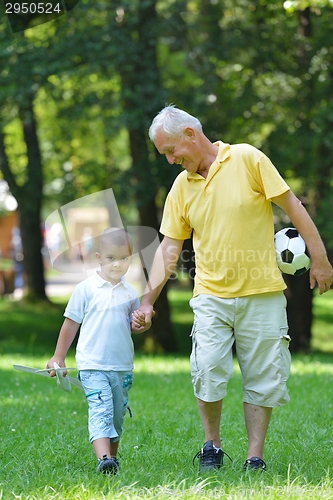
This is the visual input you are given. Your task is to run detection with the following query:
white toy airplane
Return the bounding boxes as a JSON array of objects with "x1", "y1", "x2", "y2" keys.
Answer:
[{"x1": 13, "y1": 362, "x2": 83, "y2": 392}]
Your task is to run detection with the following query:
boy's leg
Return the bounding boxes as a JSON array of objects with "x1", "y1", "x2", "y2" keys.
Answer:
[
  {"x1": 92, "y1": 438, "x2": 119, "y2": 459},
  {"x1": 110, "y1": 441, "x2": 119, "y2": 457},
  {"x1": 79, "y1": 370, "x2": 118, "y2": 459},
  {"x1": 93, "y1": 437, "x2": 113, "y2": 459},
  {"x1": 110, "y1": 371, "x2": 133, "y2": 452}
]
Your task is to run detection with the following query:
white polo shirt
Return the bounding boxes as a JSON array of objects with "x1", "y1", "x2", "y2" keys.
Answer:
[{"x1": 64, "y1": 271, "x2": 140, "y2": 371}]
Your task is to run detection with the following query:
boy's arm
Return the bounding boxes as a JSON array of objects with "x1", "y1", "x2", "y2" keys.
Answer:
[{"x1": 46, "y1": 317, "x2": 80, "y2": 376}]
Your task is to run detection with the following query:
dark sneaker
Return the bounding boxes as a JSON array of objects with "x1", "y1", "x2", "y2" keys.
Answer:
[
  {"x1": 96, "y1": 455, "x2": 119, "y2": 474},
  {"x1": 244, "y1": 456, "x2": 266, "y2": 471},
  {"x1": 193, "y1": 440, "x2": 232, "y2": 472}
]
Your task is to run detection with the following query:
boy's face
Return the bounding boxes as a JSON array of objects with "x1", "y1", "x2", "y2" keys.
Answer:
[{"x1": 96, "y1": 244, "x2": 132, "y2": 285}]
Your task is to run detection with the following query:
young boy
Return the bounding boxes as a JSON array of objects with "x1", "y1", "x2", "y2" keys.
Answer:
[{"x1": 46, "y1": 228, "x2": 150, "y2": 474}]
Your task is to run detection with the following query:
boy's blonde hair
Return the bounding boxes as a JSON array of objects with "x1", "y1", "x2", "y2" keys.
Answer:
[{"x1": 98, "y1": 228, "x2": 133, "y2": 254}]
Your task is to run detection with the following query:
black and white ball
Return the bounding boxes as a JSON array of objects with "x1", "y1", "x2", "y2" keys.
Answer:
[{"x1": 274, "y1": 228, "x2": 311, "y2": 276}]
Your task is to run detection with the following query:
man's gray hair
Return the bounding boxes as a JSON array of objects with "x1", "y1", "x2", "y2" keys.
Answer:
[{"x1": 148, "y1": 105, "x2": 203, "y2": 142}]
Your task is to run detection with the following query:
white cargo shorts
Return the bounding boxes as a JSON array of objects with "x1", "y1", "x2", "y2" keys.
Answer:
[{"x1": 189, "y1": 292, "x2": 291, "y2": 407}]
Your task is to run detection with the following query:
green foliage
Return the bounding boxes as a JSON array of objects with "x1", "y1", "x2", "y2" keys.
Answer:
[
  {"x1": 0, "y1": 299, "x2": 65, "y2": 356},
  {"x1": 1, "y1": 2, "x2": 333, "y2": 325},
  {"x1": 1, "y1": 0, "x2": 333, "y2": 240}
]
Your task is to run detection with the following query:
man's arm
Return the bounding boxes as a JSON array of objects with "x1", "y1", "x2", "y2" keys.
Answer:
[
  {"x1": 272, "y1": 190, "x2": 333, "y2": 294},
  {"x1": 137, "y1": 236, "x2": 184, "y2": 323}
]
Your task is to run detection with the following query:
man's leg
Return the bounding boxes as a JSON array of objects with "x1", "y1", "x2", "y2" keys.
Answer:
[
  {"x1": 195, "y1": 398, "x2": 229, "y2": 471},
  {"x1": 196, "y1": 398, "x2": 222, "y2": 447},
  {"x1": 243, "y1": 402, "x2": 272, "y2": 459}
]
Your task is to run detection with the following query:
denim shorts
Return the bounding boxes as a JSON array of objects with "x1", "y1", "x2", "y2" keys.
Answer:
[
  {"x1": 78, "y1": 370, "x2": 133, "y2": 443},
  {"x1": 189, "y1": 292, "x2": 291, "y2": 407}
]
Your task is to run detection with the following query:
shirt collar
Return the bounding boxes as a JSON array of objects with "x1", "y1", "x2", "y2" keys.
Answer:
[
  {"x1": 93, "y1": 270, "x2": 128, "y2": 289},
  {"x1": 186, "y1": 141, "x2": 230, "y2": 180},
  {"x1": 213, "y1": 141, "x2": 230, "y2": 163}
]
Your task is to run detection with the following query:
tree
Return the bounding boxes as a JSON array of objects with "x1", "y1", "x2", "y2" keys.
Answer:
[
  {"x1": 0, "y1": 100, "x2": 46, "y2": 300},
  {"x1": 0, "y1": 1, "x2": 179, "y2": 349},
  {"x1": 158, "y1": 0, "x2": 333, "y2": 351},
  {"x1": 109, "y1": 0, "x2": 178, "y2": 352}
]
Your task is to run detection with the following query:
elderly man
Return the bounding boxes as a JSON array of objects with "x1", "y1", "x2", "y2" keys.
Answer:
[{"x1": 134, "y1": 105, "x2": 333, "y2": 472}]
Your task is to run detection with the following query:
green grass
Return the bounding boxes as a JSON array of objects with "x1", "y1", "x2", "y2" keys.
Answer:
[
  {"x1": 0, "y1": 287, "x2": 332, "y2": 498},
  {"x1": 1, "y1": 353, "x2": 332, "y2": 499}
]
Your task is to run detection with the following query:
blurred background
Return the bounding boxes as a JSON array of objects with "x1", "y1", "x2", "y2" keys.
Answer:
[{"x1": 0, "y1": 0, "x2": 332, "y2": 355}]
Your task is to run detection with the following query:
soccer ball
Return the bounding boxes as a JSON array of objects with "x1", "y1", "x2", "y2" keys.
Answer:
[{"x1": 274, "y1": 228, "x2": 311, "y2": 276}]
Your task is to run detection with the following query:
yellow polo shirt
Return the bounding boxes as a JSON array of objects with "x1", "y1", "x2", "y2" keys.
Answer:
[{"x1": 160, "y1": 141, "x2": 289, "y2": 298}]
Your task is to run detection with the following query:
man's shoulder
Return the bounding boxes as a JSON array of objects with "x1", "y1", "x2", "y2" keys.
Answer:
[
  {"x1": 172, "y1": 170, "x2": 188, "y2": 185},
  {"x1": 166, "y1": 170, "x2": 188, "y2": 199},
  {"x1": 230, "y1": 143, "x2": 262, "y2": 157}
]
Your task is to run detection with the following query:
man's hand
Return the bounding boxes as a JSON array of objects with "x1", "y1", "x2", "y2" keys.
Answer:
[
  {"x1": 309, "y1": 256, "x2": 333, "y2": 295},
  {"x1": 272, "y1": 191, "x2": 333, "y2": 295}
]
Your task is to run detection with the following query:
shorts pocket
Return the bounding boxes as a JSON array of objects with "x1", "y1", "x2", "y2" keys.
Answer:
[
  {"x1": 279, "y1": 327, "x2": 291, "y2": 382},
  {"x1": 190, "y1": 322, "x2": 199, "y2": 373}
]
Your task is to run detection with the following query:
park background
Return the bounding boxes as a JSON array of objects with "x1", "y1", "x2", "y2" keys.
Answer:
[{"x1": 0, "y1": 1, "x2": 333, "y2": 499}]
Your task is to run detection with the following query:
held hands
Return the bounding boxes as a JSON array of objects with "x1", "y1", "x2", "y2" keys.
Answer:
[{"x1": 131, "y1": 306, "x2": 155, "y2": 333}]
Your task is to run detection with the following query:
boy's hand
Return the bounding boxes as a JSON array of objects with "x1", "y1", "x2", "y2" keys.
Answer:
[
  {"x1": 131, "y1": 309, "x2": 154, "y2": 333},
  {"x1": 136, "y1": 303, "x2": 154, "y2": 325},
  {"x1": 46, "y1": 357, "x2": 67, "y2": 377},
  {"x1": 132, "y1": 310, "x2": 146, "y2": 327}
]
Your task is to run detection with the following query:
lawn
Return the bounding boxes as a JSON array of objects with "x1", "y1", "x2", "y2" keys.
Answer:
[
  {"x1": 1, "y1": 352, "x2": 332, "y2": 499},
  {"x1": 0, "y1": 287, "x2": 332, "y2": 498}
]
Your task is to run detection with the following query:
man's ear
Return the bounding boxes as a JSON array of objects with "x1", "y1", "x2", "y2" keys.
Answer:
[{"x1": 184, "y1": 127, "x2": 195, "y2": 139}]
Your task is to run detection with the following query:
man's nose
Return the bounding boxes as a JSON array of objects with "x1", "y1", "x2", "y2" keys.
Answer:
[{"x1": 165, "y1": 154, "x2": 175, "y2": 164}]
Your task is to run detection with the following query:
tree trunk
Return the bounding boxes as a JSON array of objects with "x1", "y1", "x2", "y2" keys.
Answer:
[
  {"x1": 115, "y1": 0, "x2": 177, "y2": 352},
  {"x1": 281, "y1": 7, "x2": 314, "y2": 351},
  {"x1": 138, "y1": 196, "x2": 176, "y2": 352},
  {"x1": 0, "y1": 99, "x2": 47, "y2": 301},
  {"x1": 19, "y1": 102, "x2": 47, "y2": 300},
  {"x1": 283, "y1": 273, "x2": 313, "y2": 352},
  {"x1": 127, "y1": 129, "x2": 177, "y2": 353}
]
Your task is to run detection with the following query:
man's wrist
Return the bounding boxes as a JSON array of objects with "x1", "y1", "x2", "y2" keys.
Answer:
[{"x1": 140, "y1": 293, "x2": 155, "y2": 308}]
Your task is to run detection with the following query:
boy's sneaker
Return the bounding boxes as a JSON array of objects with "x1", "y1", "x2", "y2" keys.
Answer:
[
  {"x1": 244, "y1": 456, "x2": 266, "y2": 471},
  {"x1": 193, "y1": 440, "x2": 232, "y2": 472},
  {"x1": 96, "y1": 455, "x2": 119, "y2": 474}
]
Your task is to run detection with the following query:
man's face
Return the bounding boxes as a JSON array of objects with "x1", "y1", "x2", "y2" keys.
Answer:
[
  {"x1": 96, "y1": 244, "x2": 132, "y2": 285},
  {"x1": 154, "y1": 128, "x2": 199, "y2": 173}
]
